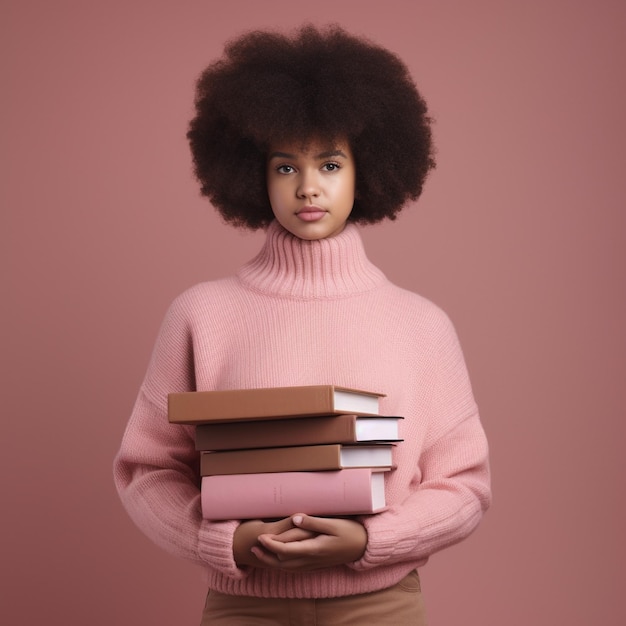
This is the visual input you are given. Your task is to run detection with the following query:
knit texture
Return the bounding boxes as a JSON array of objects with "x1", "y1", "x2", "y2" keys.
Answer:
[{"x1": 113, "y1": 221, "x2": 491, "y2": 598}]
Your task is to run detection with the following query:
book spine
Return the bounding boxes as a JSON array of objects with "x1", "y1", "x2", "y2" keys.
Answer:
[
  {"x1": 200, "y1": 444, "x2": 394, "y2": 475},
  {"x1": 169, "y1": 385, "x2": 382, "y2": 424},
  {"x1": 195, "y1": 414, "x2": 358, "y2": 451},
  {"x1": 169, "y1": 385, "x2": 335, "y2": 423},
  {"x1": 201, "y1": 444, "x2": 342, "y2": 475},
  {"x1": 201, "y1": 469, "x2": 385, "y2": 519}
]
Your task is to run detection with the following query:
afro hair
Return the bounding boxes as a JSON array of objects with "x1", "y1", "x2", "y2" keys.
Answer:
[{"x1": 187, "y1": 24, "x2": 436, "y2": 229}]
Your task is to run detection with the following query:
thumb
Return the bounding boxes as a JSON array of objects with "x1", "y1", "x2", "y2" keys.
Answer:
[{"x1": 291, "y1": 514, "x2": 337, "y2": 534}]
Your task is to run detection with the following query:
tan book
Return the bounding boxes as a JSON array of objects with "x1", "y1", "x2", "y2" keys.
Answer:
[
  {"x1": 195, "y1": 414, "x2": 402, "y2": 451},
  {"x1": 200, "y1": 443, "x2": 395, "y2": 475},
  {"x1": 169, "y1": 385, "x2": 384, "y2": 425}
]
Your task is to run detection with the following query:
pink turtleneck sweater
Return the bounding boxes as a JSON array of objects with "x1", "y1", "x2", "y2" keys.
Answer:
[{"x1": 113, "y1": 221, "x2": 490, "y2": 599}]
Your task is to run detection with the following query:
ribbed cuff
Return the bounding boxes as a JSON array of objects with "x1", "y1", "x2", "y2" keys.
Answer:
[
  {"x1": 197, "y1": 519, "x2": 248, "y2": 581},
  {"x1": 349, "y1": 515, "x2": 401, "y2": 571}
]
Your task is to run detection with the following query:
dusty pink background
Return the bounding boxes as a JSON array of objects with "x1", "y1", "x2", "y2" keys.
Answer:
[{"x1": 3, "y1": 1, "x2": 625, "y2": 624}]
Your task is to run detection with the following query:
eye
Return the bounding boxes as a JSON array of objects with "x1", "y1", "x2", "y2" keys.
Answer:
[
  {"x1": 322, "y1": 162, "x2": 341, "y2": 172},
  {"x1": 276, "y1": 164, "x2": 295, "y2": 174}
]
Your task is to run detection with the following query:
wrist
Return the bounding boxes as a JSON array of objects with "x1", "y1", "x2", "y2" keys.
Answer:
[{"x1": 233, "y1": 520, "x2": 262, "y2": 567}]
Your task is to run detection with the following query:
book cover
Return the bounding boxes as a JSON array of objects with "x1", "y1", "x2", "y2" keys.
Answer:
[
  {"x1": 194, "y1": 414, "x2": 403, "y2": 451},
  {"x1": 201, "y1": 468, "x2": 387, "y2": 519},
  {"x1": 200, "y1": 443, "x2": 395, "y2": 475},
  {"x1": 169, "y1": 385, "x2": 385, "y2": 425}
]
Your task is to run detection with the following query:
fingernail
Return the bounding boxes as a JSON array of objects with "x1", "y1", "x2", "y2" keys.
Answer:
[{"x1": 293, "y1": 515, "x2": 303, "y2": 525}]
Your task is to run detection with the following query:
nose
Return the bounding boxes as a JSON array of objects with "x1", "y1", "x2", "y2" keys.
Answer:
[{"x1": 296, "y1": 170, "x2": 320, "y2": 199}]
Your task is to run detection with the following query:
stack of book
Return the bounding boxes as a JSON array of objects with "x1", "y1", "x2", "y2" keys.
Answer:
[{"x1": 168, "y1": 385, "x2": 402, "y2": 520}]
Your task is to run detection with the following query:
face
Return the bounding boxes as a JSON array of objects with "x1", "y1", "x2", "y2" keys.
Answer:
[{"x1": 266, "y1": 137, "x2": 356, "y2": 240}]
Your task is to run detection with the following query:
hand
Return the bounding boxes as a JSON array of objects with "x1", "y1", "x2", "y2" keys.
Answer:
[
  {"x1": 252, "y1": 514, "x2": 367, "y2": 571},
  {"x1": 233, "y1": 517, "x2": 315, "y2": 568}
]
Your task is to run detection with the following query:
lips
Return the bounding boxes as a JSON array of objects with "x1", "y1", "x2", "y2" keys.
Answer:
[{"x1": 296, "y1": 206, "x2": 327, "y2": 222}]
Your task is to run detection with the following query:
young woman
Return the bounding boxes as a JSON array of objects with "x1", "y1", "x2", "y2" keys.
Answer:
[{"x1": 114, "y1": 24, "x2": 491, "y2": 625}]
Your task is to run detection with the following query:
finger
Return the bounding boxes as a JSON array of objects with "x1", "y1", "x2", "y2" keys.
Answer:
[
  {"x1": 267, "y1": 528, "x2": 317, "y2": 543},
  {"x1": 267, "y1": 516, "x2": 299, "y2": 534},
  {"x1": 251, "y1": 546, "x2": 317, "y2": 570},
  {"x1": 291, "y1": 514, "x2": 344, "y2": 535},
  {"x1": 258, "y1": 533, "x2": 323, "y2": 559},
  {"x1": 251, "y1": 544, "x2": 315, "y2": 568},
  {"x1": 250, "y1": 546, "x2": 283, "y2": 567}
]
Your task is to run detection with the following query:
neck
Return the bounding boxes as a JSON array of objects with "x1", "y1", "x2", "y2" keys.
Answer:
[{"x1": 237, "y1": 221, "x2": 386, "y2": 299}]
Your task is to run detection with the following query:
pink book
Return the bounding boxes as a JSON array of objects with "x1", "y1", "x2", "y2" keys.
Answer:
[{"x1": 201, "y1": 468, "x2": 387, "y2": 520}]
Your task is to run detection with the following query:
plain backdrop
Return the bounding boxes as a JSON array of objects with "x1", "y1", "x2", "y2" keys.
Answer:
[{"x1": 3, "y1": 1, "x2": 625, "y2": 624}]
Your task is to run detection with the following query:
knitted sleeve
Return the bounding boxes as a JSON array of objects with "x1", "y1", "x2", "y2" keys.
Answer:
[
  {"x1": 112, "y1": 291, "x2": 246, "y2": 580},
  {"x1": 350, "y1": 312, "x2": 491, "y2": 570}
]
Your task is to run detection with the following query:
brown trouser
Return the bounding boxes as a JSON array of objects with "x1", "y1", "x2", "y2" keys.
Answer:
[{"x1": 201, "y1": 569, "x2": 427, "y2": 625}]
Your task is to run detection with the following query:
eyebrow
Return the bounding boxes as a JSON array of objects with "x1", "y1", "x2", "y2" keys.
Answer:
[{"x1": 268, "y1": 149, "x2": 349, "y2": 161}]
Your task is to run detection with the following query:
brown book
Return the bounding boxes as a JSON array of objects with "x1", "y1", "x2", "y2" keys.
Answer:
[
  {"x1": 195, "y1": 414, "x2": 402, "y2": 451},
  {"x1": 200, "y1": 443, "x2": 395, "y2": 476},
  {"x1": 169, "y1": 385, "x2": 384, "y2": 425}
]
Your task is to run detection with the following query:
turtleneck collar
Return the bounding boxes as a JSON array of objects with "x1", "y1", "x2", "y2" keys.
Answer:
[{"x1": 237, "y1": 220, "x2": 387, "y2": 299}]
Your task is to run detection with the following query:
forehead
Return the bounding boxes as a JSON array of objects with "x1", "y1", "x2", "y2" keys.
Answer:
[{"x1": 267, "y1": 136, "x2": 352, "y2": 159}]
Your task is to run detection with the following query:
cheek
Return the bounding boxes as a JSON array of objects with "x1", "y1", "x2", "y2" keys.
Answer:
[
  {"x1": 266, "y1": 180, "x2": 281, "y2": 205},
  {"x1": 267, "y1": 184, "x2": 290, "y2": 217},
  {"x1": 341, "y1": 179, "x2": 356, "y2": 205}
]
